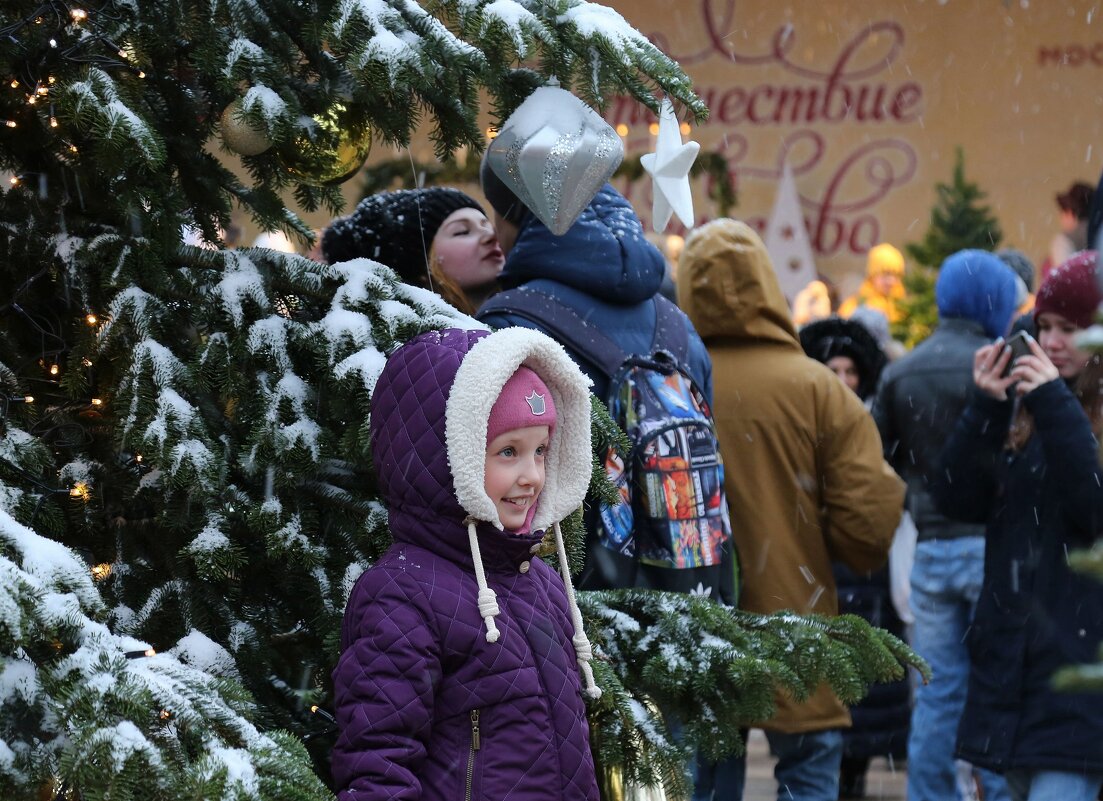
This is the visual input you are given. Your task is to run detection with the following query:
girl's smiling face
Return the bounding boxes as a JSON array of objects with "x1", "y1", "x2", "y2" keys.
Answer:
[
  {"x1": 484, "y1": 425, "x2": 549, "y2": 531},
  {"x1": 433, "y1": 208, "x2": 504, "y2": 289},
  {"x1": 1036, "y1": 311, "x2": 1091, "y2": 380}
]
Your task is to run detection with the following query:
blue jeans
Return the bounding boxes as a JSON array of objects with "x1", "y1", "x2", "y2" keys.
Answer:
[
  {"x1": 907, "y1": 537, "x2": 1009, "y2": 801},
  {"x1": 1005, "y1": 769, "x2": 1103, "y2": 801},
  {"x1": 694, "y1": 729, "x2": 843, "y2": 801}
]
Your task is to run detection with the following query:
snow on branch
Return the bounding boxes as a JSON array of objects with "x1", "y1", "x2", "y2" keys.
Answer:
[{"x1": 63, "y1": 68, "x2": 166, "y2": 168}]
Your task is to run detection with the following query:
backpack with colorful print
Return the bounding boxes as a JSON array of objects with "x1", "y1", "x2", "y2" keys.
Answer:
[{"x1": 479, "y1": 289, "x2": 737, "y2": 599}]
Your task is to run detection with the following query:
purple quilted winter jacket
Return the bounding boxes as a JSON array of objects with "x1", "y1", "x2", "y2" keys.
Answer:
[{"x1": 332, "y1": 327, "x2": 600, "y2": 801}]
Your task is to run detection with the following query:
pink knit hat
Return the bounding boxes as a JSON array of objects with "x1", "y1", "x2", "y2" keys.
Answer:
[
  {"x1": 1034, "y1": 251, "x2": 1101, "y2": 329},
  {"x1": 486, "y1": 366, "x2": 557, "y2": 444}
]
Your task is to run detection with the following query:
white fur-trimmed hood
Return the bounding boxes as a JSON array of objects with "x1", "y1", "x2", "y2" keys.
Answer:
[{"x1": 445, "y1": 327, "x2": 593, "y2": 531}]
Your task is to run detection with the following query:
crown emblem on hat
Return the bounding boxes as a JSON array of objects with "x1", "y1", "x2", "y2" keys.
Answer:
[{"x1": 525, "y1": 390, "x2": 546, "y2": 416}]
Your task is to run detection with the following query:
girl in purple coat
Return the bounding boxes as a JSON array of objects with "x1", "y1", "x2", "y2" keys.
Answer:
[{"x1": 332, "y1": 326, "x2": 601, "y2": 801}]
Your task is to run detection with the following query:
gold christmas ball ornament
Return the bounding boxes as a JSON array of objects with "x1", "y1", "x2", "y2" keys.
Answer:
[
  {"x1": 279, "y1": 102, "x2": 371, "y2": 186},
  {"x1": 220, "y1": 100, "x2": 273, "y2": 156}
]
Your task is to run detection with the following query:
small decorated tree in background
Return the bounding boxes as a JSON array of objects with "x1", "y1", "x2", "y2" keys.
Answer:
[{"x1": 899, "y1": 148, "x2": 1004, "y2": 347}]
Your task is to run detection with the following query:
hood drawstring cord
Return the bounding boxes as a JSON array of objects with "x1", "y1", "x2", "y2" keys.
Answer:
[
  {"x1": 463, "y1": 516, "x2": 601, "y2": 699},
  {"x1": 553, "y1": 521, "x2": 602, "y2": 700},
  {"x1": 465, "y1": 517, "x2": 501, "y2": 643}
]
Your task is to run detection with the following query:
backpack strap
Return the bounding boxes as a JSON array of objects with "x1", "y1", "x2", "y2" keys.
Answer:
[
  {"x1": 478, "y1": 289, "x2": 627, "y2": 379},
  {"x1": 651, "y1": 295, "x2": 690, "y2": 365}
]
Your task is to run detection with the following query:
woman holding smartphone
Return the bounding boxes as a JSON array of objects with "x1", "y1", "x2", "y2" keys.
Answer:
[{"x1": 934, "y1": 251, "x2": 1103, "y2": 801}]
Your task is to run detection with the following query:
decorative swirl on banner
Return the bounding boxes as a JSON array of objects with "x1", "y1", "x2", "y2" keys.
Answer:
[
  {"x1": 621, "y1": 1, "x2": 925, "y2": 257},
  {"x1": 817, "y1": 139, "x2": 918, "y2": 214},
  {"x1": 653, "y1": 0, "x2": 907, "y2": 80},
  {"x1": 620, "y1": 131, "x2": 917, "y2": 256}
]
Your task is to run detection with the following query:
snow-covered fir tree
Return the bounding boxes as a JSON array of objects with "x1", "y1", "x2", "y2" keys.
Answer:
[{"x1": 0, "y1": 1, "x2": 923, "y2": 797}]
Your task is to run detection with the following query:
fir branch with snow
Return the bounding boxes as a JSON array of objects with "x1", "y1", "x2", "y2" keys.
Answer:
[
  {"x1": 0, "y1": 508, "x2": 330, "y2": 801},
  {"x1": 580, "y1": 590, "x2": 929, "y2": 799}
]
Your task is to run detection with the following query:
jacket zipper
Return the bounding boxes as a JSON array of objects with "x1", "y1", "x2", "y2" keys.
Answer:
[{"x1": 465, "y1": 709, "x2": 480, "y2": 801}]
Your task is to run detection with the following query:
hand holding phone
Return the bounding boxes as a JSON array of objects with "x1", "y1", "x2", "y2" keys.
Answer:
[
  {"x1": 1000, "y1": 331, "x2": 1033, "y2": 377},
  {"x1": 974, "y1": 343, "x2": 1016, "y2": 400}
]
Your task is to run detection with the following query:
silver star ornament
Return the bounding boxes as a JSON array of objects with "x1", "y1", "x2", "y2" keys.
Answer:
[{"x1": 640, "y1": 99, "x2": 700, "y2": 232}]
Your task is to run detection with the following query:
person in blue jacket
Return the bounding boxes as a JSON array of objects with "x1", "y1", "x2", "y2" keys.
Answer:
[
  {"x1": 934, "y1": 251, "x2": 1103, "y2": 801},
  {"x1": 476, "y1": 160, "x2": 712, "y2": 405},
  {"x1": 476, "y1": 157, "x2": 718, "y2": 596}
]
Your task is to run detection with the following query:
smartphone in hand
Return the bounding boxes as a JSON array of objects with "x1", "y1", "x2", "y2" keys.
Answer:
[{"x1": 1001, "y1": 330, "x2": 1032, "y2": 377}]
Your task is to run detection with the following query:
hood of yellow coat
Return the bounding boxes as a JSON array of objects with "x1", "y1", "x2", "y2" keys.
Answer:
[{"x1": 678, "y1": 219, "x2": 802, "y2": 352}]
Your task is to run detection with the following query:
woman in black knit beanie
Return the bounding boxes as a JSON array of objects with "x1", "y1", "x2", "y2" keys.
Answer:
[{"x1": 321, "y1": 187, "x2": 504, "y2": 315}]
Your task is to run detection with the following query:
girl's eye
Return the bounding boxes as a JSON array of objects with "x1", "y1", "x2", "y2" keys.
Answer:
[
  {"x1": 536, "y1": 445, "x2": 547, "y2": 456},
  {"x1": 498, "y1": 447, "x2": 515, "y2": 457}
]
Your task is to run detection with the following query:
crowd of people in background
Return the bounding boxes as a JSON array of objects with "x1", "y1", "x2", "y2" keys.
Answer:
[{"x1": 288, "y1": 162, "x2": 1103, "y2": 801}]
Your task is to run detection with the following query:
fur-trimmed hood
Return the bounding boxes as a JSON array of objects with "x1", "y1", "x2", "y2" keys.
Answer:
[
  {"x1": 371, "y1": 327, "x2": 592, "y2": 536},
  {"x1": 369, "y1": 327, "x2": 600, "y2": 695}
]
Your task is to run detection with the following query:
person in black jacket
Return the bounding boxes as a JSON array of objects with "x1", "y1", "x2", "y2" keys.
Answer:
[
  {"x1": 800, "y1": 318, "x2": 906, "y2": 800},
  {"x1": 872, "y1": 250, "x2": 1018, "y2": 801},
  {"x1": 934, "y1": 251, "x2": 1103, "y2": 801}
]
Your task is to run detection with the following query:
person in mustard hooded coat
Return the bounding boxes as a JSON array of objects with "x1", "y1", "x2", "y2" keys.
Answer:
[{"x1": 681, "y1": 220, "x2": 905, "y2": 801}]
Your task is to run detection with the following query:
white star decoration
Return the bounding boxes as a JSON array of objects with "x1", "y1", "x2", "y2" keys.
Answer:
[{"x1": 640, "y1": 99, "x2": 700, "y2": 232}]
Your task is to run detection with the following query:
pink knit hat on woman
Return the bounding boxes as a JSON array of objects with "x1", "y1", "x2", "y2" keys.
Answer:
[{"x1": 486, "y1": 366, "x2": 557, "y2": 443}]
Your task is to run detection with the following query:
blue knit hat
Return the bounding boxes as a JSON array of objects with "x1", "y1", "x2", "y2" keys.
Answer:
[{"x1": 936, "y1": 250, "x2": 1018, "y2": 339}]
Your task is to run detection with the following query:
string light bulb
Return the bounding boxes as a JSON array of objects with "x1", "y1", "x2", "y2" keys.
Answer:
[
  {"x1": 615, "y1": 123, "x2": 629, "y2": 136},
  {"x1": 48, "y1": 76, "x2": 56, "y2": 84},
  {"x1": 91, "y1": 563, "x2": 112, "y2": 581},
  {"x1": 70, "y1": 8, "x2": 88, "y2": 21},
  {"x1": 9, "y1": 79, "x2": 18, "y2": 89},
  {"x1": 69, "y1": 482, "x2": 89, "y2": 500},
  {"x1": 50, "y1": 117, "x2": 58, "y2": 128},
  {"x1": 85, "y1": 313, "x2": 97, "y2": 325},
  {"x1": 134, "y1": 454, "x2": 143, "y2": 463},
  {"x1": 159, "y1": 710, "x2": 172, "y2": 720},
  {"x1": 680, "y1": 122, "x2": 691, "y2": 135},
  {"x1": 486, "y1": 127, "x2": 499, "y2": 140},
  {"x1": 4, "y1": 121, "x2": 16, "y2": 129},
  {"x1": 81, "y1": 357, "x2": 92, "y2": 367},
  {"x1": 90, "y1": 397, "x2": 103, "y2": 406},
  {"x1": 8, "y1": 175, "x2": 19, "y2": 185},
  {"x1": 49, "y1": 364, "x2": 59, "y2": 375},
  {"x1": 21, "y1": 395, "x2": 34, "y2": 403}
]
